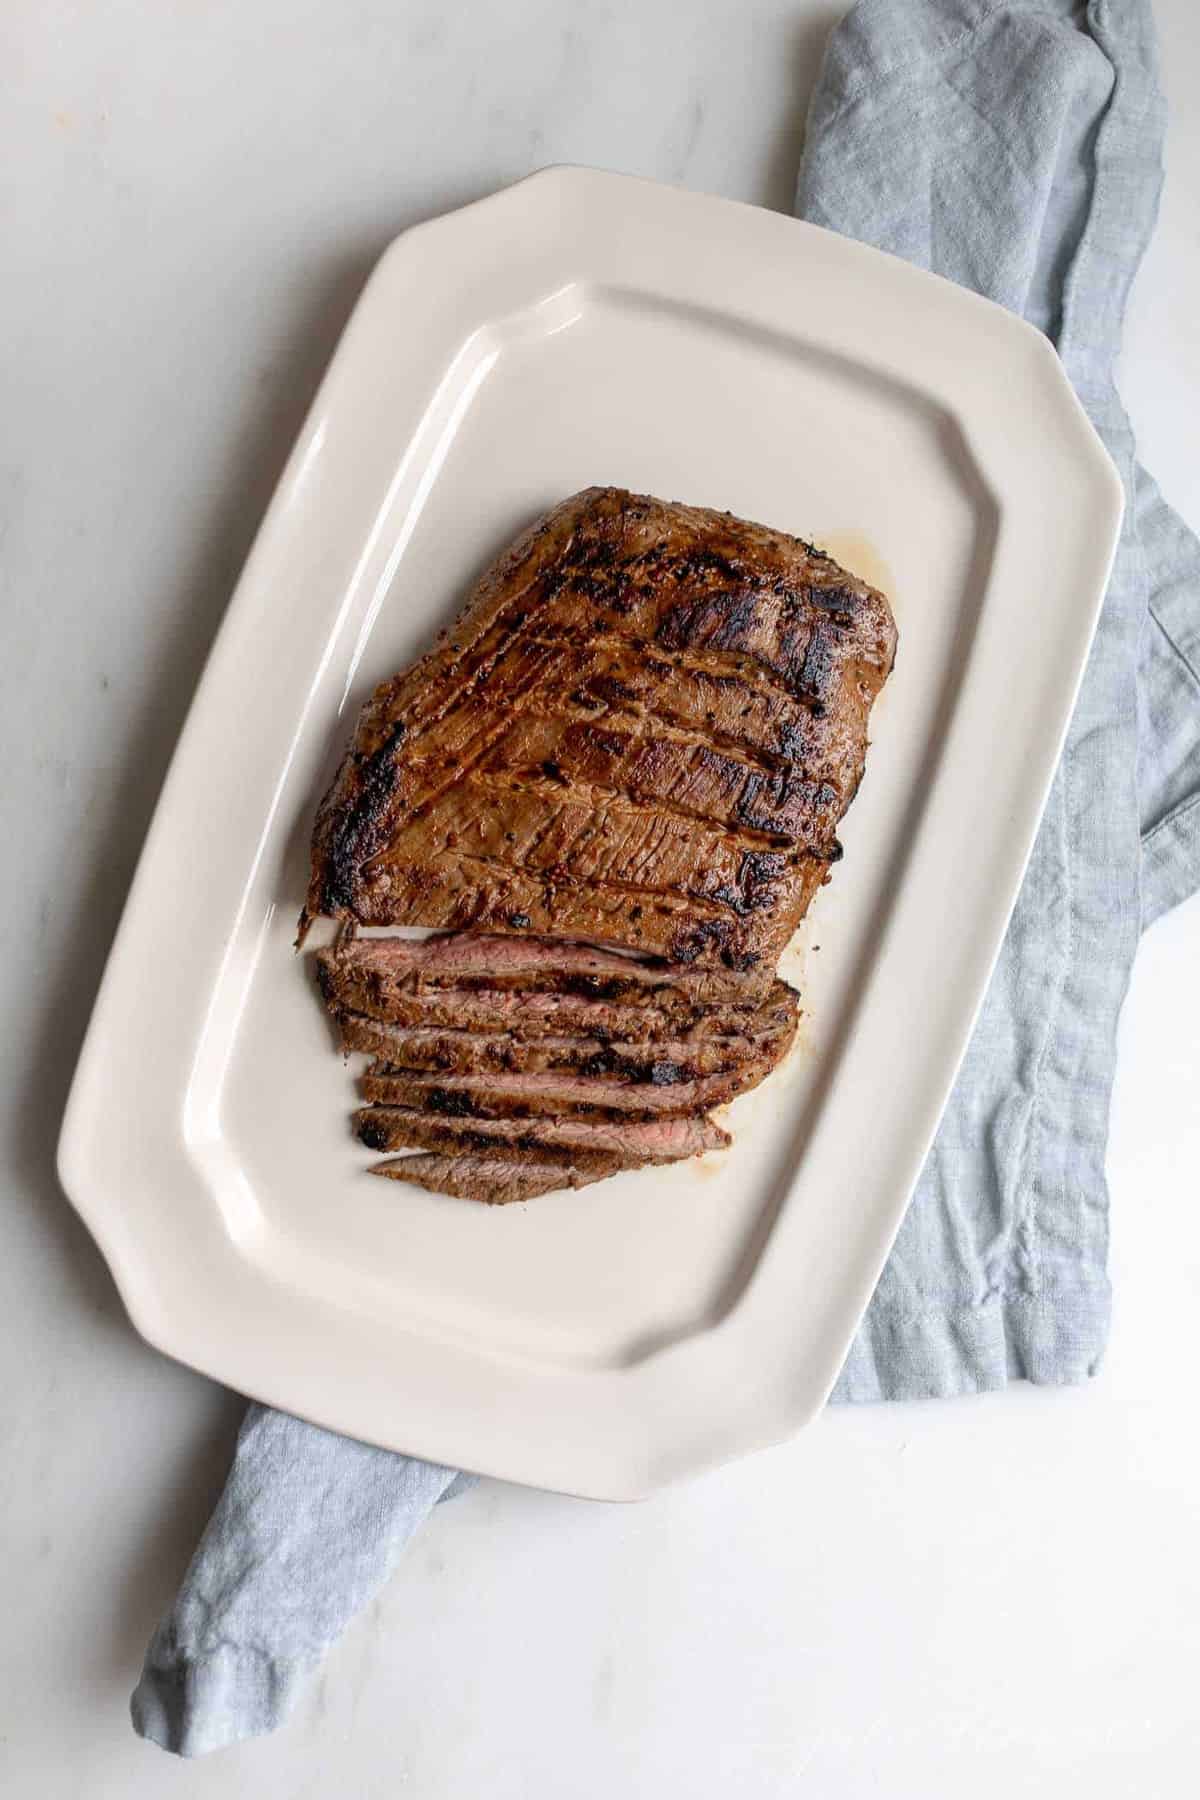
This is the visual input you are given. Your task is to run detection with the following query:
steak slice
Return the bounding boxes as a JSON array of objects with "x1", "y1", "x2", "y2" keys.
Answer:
[
  {"x1": 302, "y1": 486, "x2": 896, "y2": 980},
  {"x1": 354, "y1": 1106, "x2": 730, "y2": 1163},
  {"x1": 316, "y1": 952, "x2": 773, "y2": 1041},
  {"x1": 357, "y1": 1064, "x2": 762, "y2": 1121},
  {"x1": 338, "y1": 1015, "x2": 771, "y2": 1079},
  {"x1": 335, "y1": 984, "x2": 799, "y2": 1077},
  {"x1": 369, "y1": 1147, "x2": 624, "y2": 1204},
  {"x1": 319, "y1": 931, "x2": 752, "y2": 1004}
]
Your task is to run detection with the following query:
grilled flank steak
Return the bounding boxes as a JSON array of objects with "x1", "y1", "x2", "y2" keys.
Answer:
[
  {"x1": 301, "y1": 487, "x2": 895, "y2": 980},
  {"x1": 303, "y1": 487, "x2": 893, "y2": 1200},
  {"x1": 315, "y1": 933, "x2": 797, "y2": 1040},
  {"x1": 316, "y1": 930, "x2": 798, "y2": 1191}
]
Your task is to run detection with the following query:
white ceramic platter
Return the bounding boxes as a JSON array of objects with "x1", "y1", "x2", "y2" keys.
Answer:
[{"x1": 58, "y1": 168, "x2": 1122, "y2": 1500}]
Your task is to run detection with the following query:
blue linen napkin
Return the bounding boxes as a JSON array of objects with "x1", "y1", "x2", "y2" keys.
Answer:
[
  {"x1": 133, "y1": 0, "x2": 1200, "y2": 1755},
  {"x1": 806, "y1": 0, "x2": 1200, "y2": 1397}
]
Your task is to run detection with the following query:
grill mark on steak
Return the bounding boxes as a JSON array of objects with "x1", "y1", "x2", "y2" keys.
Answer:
[
  {"x1": 348, "y1": 553, "x2": 792, "y2": 861},
  {"x1": 546, "y1": 630, "x2": 824, "y2": 718},
  {"x1": 563, "y1": 694, "x2": 790, "y2": 776},
  {"x1": 553, "y1": 648, "x2": 813, "y2": 769},
  {"x1": 311, "y1": 647, "x2": 560, "y2": 930},
  {"x1": 367, "y1": 684, "x2": 811, "y2": 883},
  {"x1": 355, "y1": 642, "x2": 563, "y2": 855},
  {"x1": 426, "y1": 824, "x2": 813, "y2": 914},
  {"x1": 471, "y1": 767, "x2": 794, "y2": 851},
  {"x1": 354, "y1": 1106, "x2": 731, "y2": 1162},
  {"x1": 362, "y1": 563, "x2": 560, "y2": 749},
  {"x1": 388, "y1": 844, "x2": 751, "y2": 924},
  {"x1": 303, "y1": 488, "x2": 895, "y2": 978}
]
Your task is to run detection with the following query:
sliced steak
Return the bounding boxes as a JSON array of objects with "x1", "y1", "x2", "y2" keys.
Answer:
[
  {"x1": 320, "y1": 931, "x2": 753, "y2": 1004},
  {"x1": 358, "y1": 1063, "x2": 762, "y2": 1121},
  {"x1": 301, "y1": 486, "x2": 896, "y2": 980},
  {"x1": 335, "y1": 985, "x2": 799, "y2": 1077},
  {"x1": 354, "y1": 1106, "x2": 730, "y2": 1164},
  {"x1": 338, "y1": 1015, "x2": 752, "y2": 1079},
  {"x1": 316, "y1": 954, "x2": 767, "y2": 1041},
  {"x1": 369, "y1": 1147, "x2": 624, "y2": 1204}
]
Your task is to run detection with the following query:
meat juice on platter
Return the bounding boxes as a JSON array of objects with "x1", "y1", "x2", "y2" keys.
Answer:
[{"x1": 301, "y1": 487, "x2": 896, "y2": 1203}]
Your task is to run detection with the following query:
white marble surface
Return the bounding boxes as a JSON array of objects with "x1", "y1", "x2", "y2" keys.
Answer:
[{"x1": 3, "y1": 2, "x2": 1198, "y2": 1793}]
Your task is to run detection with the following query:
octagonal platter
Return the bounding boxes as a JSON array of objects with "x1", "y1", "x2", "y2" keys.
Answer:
[{"x1": 59, "y1": 169, "x2": 1122, "y2": 1498}]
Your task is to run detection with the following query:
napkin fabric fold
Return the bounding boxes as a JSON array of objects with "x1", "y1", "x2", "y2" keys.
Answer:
[
  {"x1": 805, "y1": 0, "x2": 1200, "y2": 1399},
  {"x1": 133, "y1": 0, "x2": 1199, "y2": 1756},
  {"x1": 131, "y1": 1408, "x2": 470, "y2": 1756}
]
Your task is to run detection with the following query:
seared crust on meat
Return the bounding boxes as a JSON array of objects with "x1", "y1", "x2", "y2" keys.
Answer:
[{"x1": 301, "y1": 487, "x2": 896, "y2": 979}]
